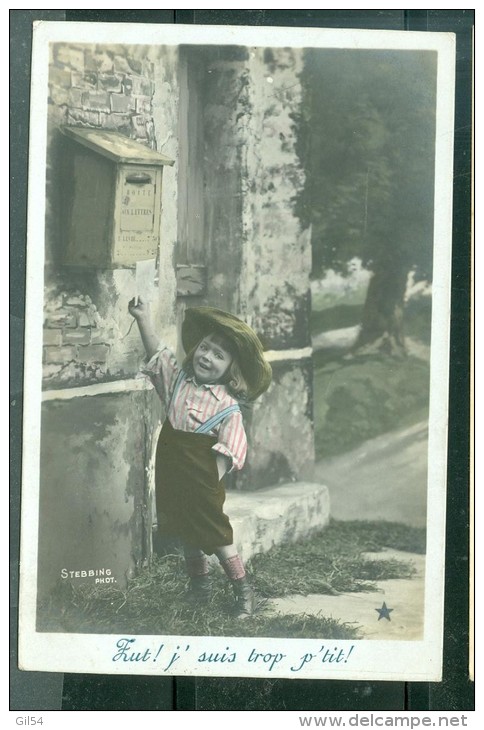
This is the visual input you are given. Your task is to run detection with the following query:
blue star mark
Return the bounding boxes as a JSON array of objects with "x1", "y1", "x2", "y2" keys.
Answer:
[{"x1": 375, "y1": 602, "x2": 394, "y2": 621}]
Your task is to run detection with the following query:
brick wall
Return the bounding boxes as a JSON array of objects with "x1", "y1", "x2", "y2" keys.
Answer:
[
  {"x1": 42, "y1": 286, "x2": 115, "y2": 386},
  {"x1": 43, "y1": 43, "x2": 164, "y2": 388},
  {"x1": 48, "y1": 43, "x2": 156, "y2": 145}
]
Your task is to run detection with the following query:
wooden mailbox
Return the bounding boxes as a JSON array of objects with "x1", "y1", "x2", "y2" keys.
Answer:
[{"x1": 61, "y1": 127, "x2": 174, "y2": 268}]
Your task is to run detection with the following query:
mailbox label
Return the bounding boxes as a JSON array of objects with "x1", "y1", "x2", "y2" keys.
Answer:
[
  {"x1": 120, "y1": 180, "x2": 156, "y2": 232},
  {"x1": 113, "y1": 166, "x2": 162, "y2": 265}
]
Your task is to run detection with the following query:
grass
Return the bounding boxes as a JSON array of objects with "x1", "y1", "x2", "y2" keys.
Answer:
[
  {"x1": 310, "y1": 295, "x2": 431, "y2": 459},
  {"x1": 310, "y1": 295, "x2": 432, "y2": 344},
  {"x1": 313, "y1": 354, "x2": 430, "y2": 459},
  {"x1": 310, "y1": 280, "x2": 368, "y2": 313},
  {"x1": 37, "y1": 520, "x2": 424, "y2": 639},
  {"x1": 404, "y1": 296, "x2": 432, "y2": 345},
  {"x1": 311, "y1": 304, "x2": 364, "y2": 334},
  {"x1": 252, "y1": 519, "x2": 425, "y2": 598}
]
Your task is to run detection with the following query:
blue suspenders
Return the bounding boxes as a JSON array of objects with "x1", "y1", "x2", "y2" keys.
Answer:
[
  {"x1": 194, "y1": 404, "x2": 241, "y2": 433},
  {"x1": 168, "y1": 368, "x2": 186, "y2": 410},
  {"x1": 168, "y1": 369, "x2": 241, "y2": 433}
]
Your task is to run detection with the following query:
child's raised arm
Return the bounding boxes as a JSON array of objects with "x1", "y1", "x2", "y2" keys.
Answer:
[{"x1": 128, "y1": 296, "x2": 159, "y2": 360}]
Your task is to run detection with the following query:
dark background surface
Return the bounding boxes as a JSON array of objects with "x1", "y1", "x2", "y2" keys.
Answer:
[{"x1": 10, "y1": 8, "x2": 473, "y2": 712}]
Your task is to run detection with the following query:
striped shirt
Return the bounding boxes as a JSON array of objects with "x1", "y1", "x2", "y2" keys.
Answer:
[{"x1": 142, "y1": 345, "x2": 248, "y2": 472}]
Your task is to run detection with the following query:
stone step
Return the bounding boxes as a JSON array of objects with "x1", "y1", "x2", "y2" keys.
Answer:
[{"x1": 222, "y1": 481, "x2": 330, "y2": 564}]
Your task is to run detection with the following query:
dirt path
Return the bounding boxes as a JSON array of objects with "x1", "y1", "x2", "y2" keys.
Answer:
[
  {"x1": 268, "y1": 549, "x2": 425, "y2": 640},
  {"x1": 313, "y1": 420, "x2": 428, "y2": 528},
  {"x1": 312, "y1": 327, "x2": 430, "y2": 363},
  {"x1": 266, "y1": 423, "x2": 429, "y2": 636}
]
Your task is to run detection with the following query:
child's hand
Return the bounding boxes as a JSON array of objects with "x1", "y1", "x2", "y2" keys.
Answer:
[{"x1": 128, "y1": 296, "x2": 150, "y2": 321}]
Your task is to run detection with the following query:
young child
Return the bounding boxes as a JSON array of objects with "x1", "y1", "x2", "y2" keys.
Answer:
[{"x1": 128, "y1": 297, "x2": 272, "y2": 618}]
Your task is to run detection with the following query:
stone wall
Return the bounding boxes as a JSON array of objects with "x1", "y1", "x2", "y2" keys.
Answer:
[
  {"x1": 240, "y1": 48, "x2": 311, "y2": 351},
  {"x1": 237, "y1": 359, "x2": 315, "y2": 490},
  {"x1": 239, "y1": 48, "x2": 314, "y2": 485},
  {"x1": 38, "y1": 43, "x2": 180, "y2": 604},
  {"x1": 43, "y1": 42, "x2": 179, "y2": 388},
  {"x1": 48, "y1": 43, "x2": 157, "y2": 144},
  {"x1": 198, "y1": 46, "x2": 314, "y2": 487},
  {"x1": 37, "y1": 41, "x2": 316, "y2": 606},
  {"x1": 38, "y1": 391, "x2": 150, "y2": 603},
  {"x1": 174, "y1": 46, "x2": 315, "y2": 488}
]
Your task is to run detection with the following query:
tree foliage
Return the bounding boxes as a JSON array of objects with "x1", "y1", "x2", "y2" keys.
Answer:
[{"x1": 296, "y1": 49, "x2": 438, "y2": 282}]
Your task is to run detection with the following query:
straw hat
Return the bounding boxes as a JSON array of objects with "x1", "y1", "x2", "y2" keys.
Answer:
[{"x1": 182, "y1": 307, "x2": 272, "y2": 400}]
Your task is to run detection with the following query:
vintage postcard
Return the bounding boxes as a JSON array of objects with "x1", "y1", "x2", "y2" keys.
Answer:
[{"x1": 18, "y1": 21, "x2": 456, "y2": 681}]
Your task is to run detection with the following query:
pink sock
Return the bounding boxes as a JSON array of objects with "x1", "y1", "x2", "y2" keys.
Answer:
[
  {"x1": 185, "y1": 555, "x2": 209, "y2": 577},
  {"x1": 220, "y1": 554, "x2": 246, "y2": 581}
]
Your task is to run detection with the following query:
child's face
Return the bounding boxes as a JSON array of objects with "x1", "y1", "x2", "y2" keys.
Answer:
[{"x1": 193, "y1": 334, "x2": 233, "y2": 385}]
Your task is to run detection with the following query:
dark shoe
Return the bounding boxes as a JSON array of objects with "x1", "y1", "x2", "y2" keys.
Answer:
[
  {"x1": 232, "y1": 576, "x2": 255, "y2": 618},
  {"x1": 188, "y1": 574, "x2": 211, "y2": 603}
]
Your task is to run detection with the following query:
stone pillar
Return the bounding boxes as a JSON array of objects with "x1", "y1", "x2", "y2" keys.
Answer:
[
  {"x1": 184, "y1": 45, "x2": 314, "y2": 490},
  {"x1": 237, "y1": 47, "x2": 315, "y2": 489}
]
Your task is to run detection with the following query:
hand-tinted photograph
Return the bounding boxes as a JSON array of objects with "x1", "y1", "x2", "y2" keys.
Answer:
[{"x1": 18, "y1": 22, "x2": 455, "y2": 682}]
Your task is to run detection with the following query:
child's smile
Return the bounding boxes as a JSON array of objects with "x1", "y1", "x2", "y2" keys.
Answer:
[{"x1": 193, "y1": 335, "x2": 233, "y2": 385}]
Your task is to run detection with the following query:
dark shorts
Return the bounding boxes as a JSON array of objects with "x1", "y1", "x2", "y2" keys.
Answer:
[{"x1": 155, "y1": 419, "x2": 233, "y2": 554}]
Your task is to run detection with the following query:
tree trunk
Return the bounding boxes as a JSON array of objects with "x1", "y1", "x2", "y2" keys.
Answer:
[{"x1": 353, "y1": 263, "x2": 409, "y2": 356}]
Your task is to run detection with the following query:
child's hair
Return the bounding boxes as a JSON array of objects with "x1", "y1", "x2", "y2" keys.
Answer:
[{"x1": 182, "y1": 330, "x2": 249, "y2": 400}]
